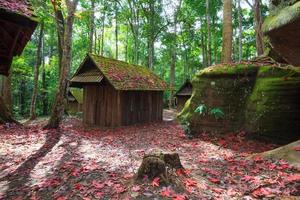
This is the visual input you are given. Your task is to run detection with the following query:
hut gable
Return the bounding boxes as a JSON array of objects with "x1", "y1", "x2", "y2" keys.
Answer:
[
  {"x1": 0, "y1": 0, "x2": 38, "y2": 75},
  {"x1": 175, "y1": 80, "x2": 192, "y2": 96},
  {"x1": 71, "y1": 54, "x2": 167, "y2": 91}
]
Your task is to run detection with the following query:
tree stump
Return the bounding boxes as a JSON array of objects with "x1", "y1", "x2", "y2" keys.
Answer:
[{"x1": 136, "y1": 149, "x2": 184, "y2": 184}]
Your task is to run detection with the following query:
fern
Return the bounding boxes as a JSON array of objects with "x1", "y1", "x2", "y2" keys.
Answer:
[
  {"x1": 209, "y1": 108, "x2": 225, "y2": 120},
  {"x1": 194, "y1": 104, "x2": 207, "y2": 115}
]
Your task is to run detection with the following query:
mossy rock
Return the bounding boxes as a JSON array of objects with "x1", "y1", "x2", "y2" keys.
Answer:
[
  {"x1": 178, "y1": 63, "x2": 300, "y2": 143},
  {"x1": 245, "y1": 67, "x2": 300, "y2": 143},
  {"x1": 178, "y1": 64, "x2": 258, "y2": 134}
]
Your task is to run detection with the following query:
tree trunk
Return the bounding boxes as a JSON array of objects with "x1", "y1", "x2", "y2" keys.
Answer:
[
  {"x1": 19, "y1": 79, "x2": 26, "y2": 116},
  {"x1": 206, "y1": 0, "x2": 212, "y2": 66},
  {"x1": 115, "y1": 0, "x2": 119, "y2": 59},
  {"x1": 238, "y1": 0, "x2": 243, "y2": 61},
  {"x1": 0, "y1": 97, "x2": 17, "y2": 124},
  {"x1": 89, "y1": 0, "x2": 95, "y2": 53},
  {"x1": 30, "y1": 22, "x2": 44, "y2": 120},
  {"x1": 101, "y1": 8, "x2": 106, "y2": 56},
  {"x1": 221, "y1": 0, "x2": 233, "y2": 63},
  {"x1": 45, "y1": 0, "x2": 79, "y2": 129},
  {"x1": 169, "y1": 0, "x2": 182, "y2": 109},
  {"x1": 1, "y1": 72, "x2": 12, "y2": 112},
  {"x1": 254, "y1": 0, "x2": 264, "y2": 56}
]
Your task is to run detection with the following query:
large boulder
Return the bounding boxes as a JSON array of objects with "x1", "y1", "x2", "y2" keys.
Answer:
[
  {"x1": 178, "y1": 62, "x2": 300, "y2": 143},
  {"x1": 263, "y1": 0, "x2": 300, "y2": 66}
]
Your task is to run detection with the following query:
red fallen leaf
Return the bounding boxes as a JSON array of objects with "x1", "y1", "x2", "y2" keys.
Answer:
[
  {"x1": 173, "y1": 194, "x2": 187, "y2": 200},
  {"x1": 294, "y1": 147, "x2": 300, "y2": 151},
  {"x1": 92, "y1": 180, "x2": 105, "y2": 189},
  {"x1": 218, "y1": 139, "x2": 226, "y2": 146},
  {"x1": 183, "y1": 178, "x2": 197, "y2": 187},
  {"x1": 253, "y1": 156, "x2": 263, "y2": 162},
  {"x1": 208, "y1": 177, "x2": 220, "y2": 184},
  {"x1": 56, "y1": 197, "x2": 67, "y2": 200},
  {"x1": 212, "y1": 187, "x2": 223, "y2": 194},
  {"x1": 286, "y1": 174, "x2": 300, "y2": 182},
  {"x1": 74, "y1": 183, "x2": 83, "y2": 190},
  {"x1": 123, "y1": 173, "x2": 134, "y2": 179},
  {"x1": 132, "y1": 185, "x2": 141, "y2": 192},
  {"x1": 95, "y1": 192, "x2": 104, "y2": 198},
  {"x1": 152, "y1": 177, "x2": 160, "y2": 187},
  {"x1": 252, "y1": 187, "x2": 273, "y2": 198},
  {"x1": 160, "y1": 187, "x2": 173, "y2": 197},
  {"x1": 176, "y1": 169, "x2": 191, "y2": 176},
  {"x1": 105, "y1": 180, "x2": 114, "y2": 187},
  {"x1": 113, "y1": 184, "x2": 126, "y2": 194}
]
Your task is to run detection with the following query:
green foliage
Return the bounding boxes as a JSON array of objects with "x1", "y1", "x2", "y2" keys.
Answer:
[
  {"x1": 194, "y1": 104, "x2": 207, "y2": 115},
  {"x1": 194, "y1": 104, "x2": 225, "y2": 120},
  {"x1": 209, "y1": 108, "x2": 225, "y2": 120}
]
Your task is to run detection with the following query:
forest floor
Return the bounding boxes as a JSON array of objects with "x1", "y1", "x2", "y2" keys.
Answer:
[{"x1": 0, "y1": 115, "x2": 299, "y2": 200}]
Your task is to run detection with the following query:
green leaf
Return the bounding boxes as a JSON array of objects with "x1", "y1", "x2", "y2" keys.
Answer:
[
  {"x1": 194, "y1": 104, "x2": 207, "y2": 115},
  {"x1": 209, "y1": 108, "x2": 225, "y2": 120}
]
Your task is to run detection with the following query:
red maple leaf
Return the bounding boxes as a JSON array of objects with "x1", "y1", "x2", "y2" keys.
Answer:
[
  {"x1": 252, "y1": 187, "x2": 274, "y2": 198},
  {"x1": 132, "y1": 185, "x2": 141, "y2": 192},
  {"x1": 173, "y1": 194, "x2": 187, "y2": 200},
  {"x1": 160, "y1": 187, "x2": 173, "y2": 197},
  {"x1": 208, "y1": 177, "x2": 220, "y2": 184},
  {"x1": 294, "y1": 147, "x2": 300, "y2": 151},
  {"x1": 152, "y1": 177, "x2": 160, "y2": 187},
  {"x1": 183, "y1": 178, "x2": 197, "y2": 187},
  {"x1": 92, "y1": 180, "x2": 105, "y2": 189},
  {"x1": 286, "y1": 174, "x2": 300, "y2": 182}
]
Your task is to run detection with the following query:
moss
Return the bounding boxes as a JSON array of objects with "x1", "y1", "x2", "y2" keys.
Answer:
[
  {"x1": 245, "y1": 67, "x2": 300, "y2": 143},
  {"x1": 263, "y1": 1, "x2": 300, "y2": 33},
  {"x1": 197, "y1": 63, "x2": 258, "y2": 77},
  {"x1": 179, "y1": 64, "x2": 300, "y2": 142},
  {"x1": 89, "y1": 54, "x2": 167, "y2": 91},
  {"x1": 178, "y1": 64, "x2": 258, "y2": 134}
]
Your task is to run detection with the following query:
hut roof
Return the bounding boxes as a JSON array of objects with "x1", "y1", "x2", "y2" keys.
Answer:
[
  {"x1": 175, "y1": 80, "x2": 192, "y2": 96},
  {"x1": 0, "y1": 0, "x2": 37, "y2": 19},
  {"x1": 0, "y1": 0, "x2": 38, "y2": 76},
  {"x1": 70, "y1": 54, "x2": 167, "y2": 91}
]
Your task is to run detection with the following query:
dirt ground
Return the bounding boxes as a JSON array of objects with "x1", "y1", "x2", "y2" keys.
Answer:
[{"x1": 0, "y1": 115, "x2": 299, "y2": 200}]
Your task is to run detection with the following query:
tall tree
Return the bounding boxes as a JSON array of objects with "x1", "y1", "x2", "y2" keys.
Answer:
[
  {"x1": 169, "y1": 0, "x2": 182, "y2": 108},
  {"x1": 206, "y1": 0, "x2": 212, "y2": 66},
  {"x1": 30, "y1": 22, "x2": 44, "y2": 120},
  {"x1": 245, "y1": 0, "x2": 264, "y2": 56},
  {"x1": 115, "y1": 0, "x2": 119, "y2": 59},
  {"x1": 45, "y1": 0, "x2": 79, "y2": 129},
  {"x1": 89, "y1": 0, "x2": 95, "y2": 53},
  {"x1": 237, "y1": 0, "x2": 243, "y2": 61},
  {"x1": 221, "y1": 0, "x2": 233, "y2": 63}
]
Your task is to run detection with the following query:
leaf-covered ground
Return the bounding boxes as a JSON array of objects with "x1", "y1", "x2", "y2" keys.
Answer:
[{"x1": 0, "y1": 117, "x2": 299, "y2": 200}]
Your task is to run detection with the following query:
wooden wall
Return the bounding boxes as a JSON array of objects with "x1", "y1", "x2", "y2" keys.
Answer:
[
  {"x1": 120, "y1": 91, "x2": 163, "y2": 126},
  {"x1": 83, "y1": 81, "x2": 163, "y2": 127},
  {"x1": 83, "y1": 82, "x2": 121, "y2": 127}
]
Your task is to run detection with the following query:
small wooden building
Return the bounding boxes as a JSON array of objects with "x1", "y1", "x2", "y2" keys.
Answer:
[
  {"x1": 70, "y1": 54, "x2": 167, "y2": 127},
  {"x1": 175, "y1": 80, "x2": 193, "y2": 111},
  {"x1": 0, "y1": 0, "x2": 38, "y2": 76},
  {"x1": 67, "y1": 88, "x2": 83, "y2": 114}
]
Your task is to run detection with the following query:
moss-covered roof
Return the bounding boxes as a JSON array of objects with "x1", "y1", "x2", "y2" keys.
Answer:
[
  {"x1": 71, "y1": 54, "x2": 167, "y2": 91},
  {"x1": 263, "y1": 1, "x2": 300, "y2": 33},
  {"x1": 0, "y1": 0, "x2": 37, "y2": 21}
]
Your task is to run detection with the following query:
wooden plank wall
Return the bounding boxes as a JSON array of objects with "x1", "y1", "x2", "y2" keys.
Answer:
[
  {"x1": 83, "y1": 83, "x2": 121, "y2": 127},
  {"x1": 121, "y1": 91, "x2": 163, "y2": 126},
  {"x1": 83, "y1": 82, "x2": 163, "y2": 127}
]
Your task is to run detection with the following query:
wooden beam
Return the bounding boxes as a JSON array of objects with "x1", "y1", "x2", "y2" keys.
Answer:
[{"x1": 9, "y1": 27, "x2": 21, "y2": 57}]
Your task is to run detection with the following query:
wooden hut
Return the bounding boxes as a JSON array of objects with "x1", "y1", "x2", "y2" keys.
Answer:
[
  {"x1": 70, "y1": 54, "x2": 167, "y2": 127},
  {"x1": 175, "y1": 80, "x2": 192, "y2": 111},
  {"x1": 67, "y1": 88, "x2": 83, "y2": 114},
  {"x1": 0, "y1": 0, "x2": 38, "y2": 76}
]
